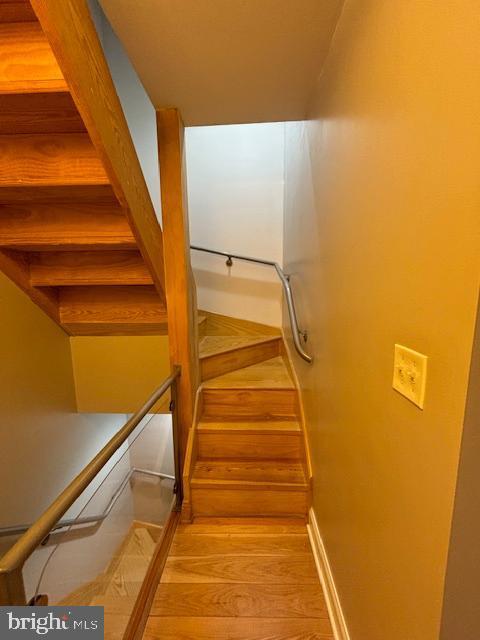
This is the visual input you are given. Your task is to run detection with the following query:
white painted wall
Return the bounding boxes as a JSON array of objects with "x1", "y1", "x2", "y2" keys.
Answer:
[
  {"x1": 186, "y1": 123, "x2": 285, "y2": 327},
  {"x1": 89, "y1": 0, "x2": 162, "y2": 222}
]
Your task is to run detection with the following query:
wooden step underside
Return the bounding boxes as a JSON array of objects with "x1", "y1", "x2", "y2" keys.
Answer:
[
  {"x1": 0, "y1": 21, "x2": 67, "y2": 93},
  {"x1": 0, "y1": 91, "x2": 85, "y2": 134},
  {"x1": 59, "y1": 286, "x2": 168, "y2": 335},
  {"x1": 29, "y1": 250, "x2": 153, "y2": 286},
  {"x1": 0, "y1": 133, "x2": 109, "y2": 187},
  {"x1": 0, "y1": 1, "x2": 37, "y2": 24},
  {"x1": 0, "y1": 203, "x2": 135, "y2": 250}
]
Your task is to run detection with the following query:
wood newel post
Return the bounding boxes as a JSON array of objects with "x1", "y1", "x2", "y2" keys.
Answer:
[{"x1": 157, "y1": 108, "x2": 199, "y2": 470}]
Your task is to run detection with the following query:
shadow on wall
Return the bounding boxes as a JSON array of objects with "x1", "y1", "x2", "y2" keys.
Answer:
[
  {"x1": 194, "y1": 268, "x2": 281, "y2": 299},
  {"x1": 193, "y1": 268, "x2": 283, "y2": 328}
]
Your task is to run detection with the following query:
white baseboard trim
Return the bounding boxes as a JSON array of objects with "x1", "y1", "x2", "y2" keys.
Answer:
[{"x1": 307, "y1": 507, "x2": 350, "y2": 640}]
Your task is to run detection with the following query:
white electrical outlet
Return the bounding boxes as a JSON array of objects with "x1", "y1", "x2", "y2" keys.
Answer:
[{"x1": 393, "y1": 344, "x2": 428, "y2": 409}]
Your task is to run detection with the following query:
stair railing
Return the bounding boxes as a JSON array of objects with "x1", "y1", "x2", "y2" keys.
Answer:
[
  {"x1": 190, "y1": 245, "x2": 313, "y2": 363},
  {"x1": 0, "y1": 367, "x2": 181, "y2": 606}
]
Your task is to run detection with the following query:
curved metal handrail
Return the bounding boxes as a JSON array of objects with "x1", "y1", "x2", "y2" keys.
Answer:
[
  {"x1": 0, "y1": 367, "x2": 181, "y2": 598},
  {"x1": 190, "y1": 245, "x2": 313, "y2": 363}
]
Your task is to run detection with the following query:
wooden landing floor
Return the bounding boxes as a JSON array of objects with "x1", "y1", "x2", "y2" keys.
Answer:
[{"x1": 143, "y1": 518, "x2": 334, "y2": 640}]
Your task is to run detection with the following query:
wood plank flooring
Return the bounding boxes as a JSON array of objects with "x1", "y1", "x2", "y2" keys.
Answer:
[{"x1": 143, "y1": 518, "x2": 333, "y2": 640}]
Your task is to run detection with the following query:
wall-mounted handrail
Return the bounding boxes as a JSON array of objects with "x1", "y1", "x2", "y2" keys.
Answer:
[
  {"x1": 0, "y1": 367, "x2": 181, "y2": 605},
  {"x1": 0, "y1": 468, "x2": 175, "y2": 539},
  {"x1": 190, "y1": 245, "x2": 313, "y2": 363}
]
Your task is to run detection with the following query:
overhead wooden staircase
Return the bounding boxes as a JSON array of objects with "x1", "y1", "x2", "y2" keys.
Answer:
[
  {"x1": 0, "y1": 0, "x2": 167, "y2": 335},
  {"x1": 183, "y1": 311, "x2": 312, "y2": 521}
]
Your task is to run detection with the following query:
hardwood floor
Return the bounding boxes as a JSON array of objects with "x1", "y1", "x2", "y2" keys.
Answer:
[{"x1": 143, "y1": 518, "x2": 333, "y2": 640}]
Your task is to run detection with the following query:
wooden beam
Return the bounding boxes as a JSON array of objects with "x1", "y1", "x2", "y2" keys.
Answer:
[
  {"x1": 157, "y1": 108, "x2": 200, "y2": 465},
  {"x1": 29, "y1": 250, "x2": 153, "y2": 286},
  {"x1": 30, "y1": 0, "x2": 166, "y2": 301},
  {"x1": 0, "y1": 202, "x2": 135, "y2": 250},
  {"x1": 0, "y1": 248, "x2": 60, "y2": 326}
]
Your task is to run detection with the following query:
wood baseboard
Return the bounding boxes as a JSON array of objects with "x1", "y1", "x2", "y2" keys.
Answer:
[{"x1": 307, "y1": 508, "x2": 350, "y2": 640}]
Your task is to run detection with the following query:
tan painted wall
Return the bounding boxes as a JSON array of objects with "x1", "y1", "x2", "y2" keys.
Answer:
[
  {"x1": 0, "y1": 274, "x2": 126, "y2": 529},
  {"x1": 440, "y1": 300, "x2": 480, "y2": 639},
  {"x1": 70, "y1": 336, "x2": 170, "y2": 413},
  {"x1": 283, "y1": 2, "x2": 480, "y2": 639}
]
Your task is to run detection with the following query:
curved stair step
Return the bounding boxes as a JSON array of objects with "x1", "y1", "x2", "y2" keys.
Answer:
[{"x1": 200, "y1": 335, "x2": 282, "y2": 380}]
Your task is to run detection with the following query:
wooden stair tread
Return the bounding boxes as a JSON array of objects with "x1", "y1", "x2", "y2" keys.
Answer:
[
  {"x1": 120, "y1": 526, "x2": 156, "y2": 558},
  {"x1": 0, "y1": 133, "x2": 109, "y2": 187},
  {"x1": 192, "y1": 460, "x2": 307, "y2": 487},
  {"x1": 0, "y1": 21, "x2": 68, "y2": 93},
  {"x1": 29, "y1": 250, "x2": 153, "y2": 286},
  {"x1": 198, "y1": 420, "x2": 301, "y2": 434},
  {"x1": 199, "y1": 335, "x2": 280, "y2": 358},
  {"x1": 202, "y1": 356, "x2": 294, "y2": 389},
  {"x1": 144, "y1": 616, "x2": 332, "y2": 639},
  {"x1": 0, "y1": 202, "x2": 135, "y2": 250},
  {"x1": 177, "y1": 520, "x2": 308, "y2": 534},
  {"x1": 169, "y1": 532, "x2": 312, "y2": 557},
  {"x1": 90, "y1": 594, "x2": 137, "y2": 613},
  {"x1": 160, "y1": 555, "x2": 318, "y2": 585},
  {"x1": 151, "y1": 583, "x2": 328, "y2": 619}
]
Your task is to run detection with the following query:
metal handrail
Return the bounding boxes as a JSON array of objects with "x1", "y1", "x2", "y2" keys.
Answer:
[
  {"x1": 0, "y1": 367, "x2": 181, "y2": 604},
  {"x1": 191, "y1": 245, "x2": 313, "y2": 363},
  {"x1": 0, "y1": 468, "x2": 175, "y2": 539}
]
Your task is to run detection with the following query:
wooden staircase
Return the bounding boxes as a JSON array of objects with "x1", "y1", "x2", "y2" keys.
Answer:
[
  {"x1": 0, "y1": 0, "x2": 167, "y2": 335},
  {"x1": 183, "y1": 312, "x2": 311, "y2": 521}
]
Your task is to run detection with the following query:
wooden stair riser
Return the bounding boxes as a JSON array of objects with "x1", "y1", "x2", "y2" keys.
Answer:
[
  {"x1": 200, "y1": 338, "x2": 281, "y2": 381},
  {"x1": 202, "y1": 388, "x2": 298, "y2": 420},
  {"x1": 197, "y1": 432, "x2": 303, "y2": 461},
  {"x1": 29, "y1": 250, "x2": 153, "y2": 286},
  {"x1": 190, "y1": 487, "x2": 308, "y2": 518},
  {"x1": 0, "y1": 92, "x2": 85, "y2": 135},
  {"x1": 200, "y1": 310, "x2": 280, "y2": 338}
]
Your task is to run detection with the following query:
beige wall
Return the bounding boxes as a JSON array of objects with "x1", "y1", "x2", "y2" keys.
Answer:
[
  {"x1": 70, "y1": 336, "x2": 170, "y2": 413},
  {"x1": 283, "y1": 2, "x2": 480, "y2": 639},
  {"x1": 0, "y1": 274, "x2": 126, "y2": 529},
  {"x1": 440, "y1": 300, "x2": 480, "y2": 640}
]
